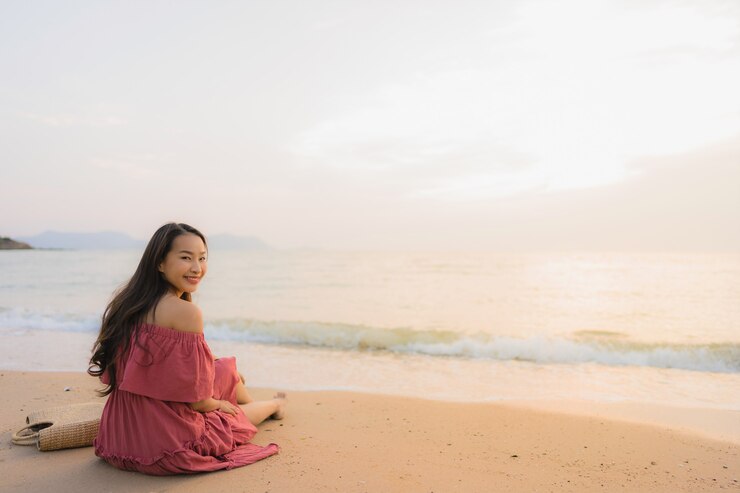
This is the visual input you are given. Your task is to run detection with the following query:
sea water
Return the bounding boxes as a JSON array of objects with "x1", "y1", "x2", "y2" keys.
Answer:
[{"x1": 1, "y1": 249, "x2": 738, "y2": 409}]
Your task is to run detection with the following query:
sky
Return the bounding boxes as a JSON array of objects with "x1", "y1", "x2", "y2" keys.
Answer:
[{"x1": 1, "y1": 0, "x2": 739, "y2": 251}]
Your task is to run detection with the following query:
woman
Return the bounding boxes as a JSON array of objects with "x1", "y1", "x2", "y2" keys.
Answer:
[{"x1": 88, "y1": 222, "x2": 285, "y2": 475}]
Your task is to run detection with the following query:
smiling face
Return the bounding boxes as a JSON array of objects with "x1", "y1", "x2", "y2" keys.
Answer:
[{"x1": 158, "y1": 233, "x2": 208, "y2": 298}]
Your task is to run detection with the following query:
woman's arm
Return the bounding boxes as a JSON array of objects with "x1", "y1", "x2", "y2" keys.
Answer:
[{"x1": 189, "y1": 397, "x2": 238, "y2": 415}]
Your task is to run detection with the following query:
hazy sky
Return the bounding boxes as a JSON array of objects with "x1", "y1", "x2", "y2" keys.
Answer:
[{"x1": 2, "y1": 0, "x2": 739, "y2": 251}]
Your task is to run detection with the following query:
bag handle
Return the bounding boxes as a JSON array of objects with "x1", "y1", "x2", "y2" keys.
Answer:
[{"x1": 12, "y1": 422, "x2": 53, "y2": 446}]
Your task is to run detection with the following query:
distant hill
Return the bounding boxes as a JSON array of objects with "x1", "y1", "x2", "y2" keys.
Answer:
[
  {"x1": 15, "y1": 230, "x2": 272, "y2": 250},
  {"x1": 0, "y1": 236, "x2": 33, "y2": 249},
  {"x1": 207, "y1": 233, "x2": 272, "y2": 250},
  {"x1": 16, "y1": 231, "x2": 145, "y2": 250}
]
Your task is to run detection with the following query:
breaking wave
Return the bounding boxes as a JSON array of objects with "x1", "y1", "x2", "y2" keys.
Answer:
[
  {"x1": 1, "y1": 307, "x2": 737, "y2": 373},
  {"x1": 205, "y1": 318, "x2": 740, "y2": 373}
]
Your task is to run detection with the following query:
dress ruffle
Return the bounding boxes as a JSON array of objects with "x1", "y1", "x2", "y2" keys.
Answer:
[{"x1": 118, "y1": 323, "x2": 215, "y2": 403}]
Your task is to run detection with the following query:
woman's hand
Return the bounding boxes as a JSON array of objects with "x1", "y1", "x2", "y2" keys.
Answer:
[
  {"x1": 189, "y1": 397, "x2": 239, "y2": 415},
  {"x1": 217, "y1": 399, "x2": 238, "y2": 415}
]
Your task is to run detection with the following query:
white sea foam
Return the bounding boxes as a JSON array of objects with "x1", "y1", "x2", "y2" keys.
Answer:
[
  {"x1": 2, "y1": 307, "x2": 737, "y2": 373},
  {"x1": 0, "y1": 306, "x2": 99, "y2": 332},
  {"x1": 204, "y1": 318, "x2": 740, "y2": 373}
]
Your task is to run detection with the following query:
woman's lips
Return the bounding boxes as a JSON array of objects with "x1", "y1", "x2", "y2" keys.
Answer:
[{"x1": 185, "y1": 276, "x2": 200, "y2": 285}]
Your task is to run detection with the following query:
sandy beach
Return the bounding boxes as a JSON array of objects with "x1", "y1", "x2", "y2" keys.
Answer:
[{"x1": 1, "y1": 371, "x2": 737, "y2": 492}]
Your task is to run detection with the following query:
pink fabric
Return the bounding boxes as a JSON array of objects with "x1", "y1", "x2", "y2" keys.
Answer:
[{"x1": 94, "y1": 323, "x2": 279, "y2": 475}]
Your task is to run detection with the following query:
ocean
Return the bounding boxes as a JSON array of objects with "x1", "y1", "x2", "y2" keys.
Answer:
[{"x1": 1, "y1": 249, "x2": 738, "y2": 409}]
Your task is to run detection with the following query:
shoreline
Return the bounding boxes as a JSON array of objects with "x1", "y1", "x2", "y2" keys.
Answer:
[
  {"x1": 1, "y1": 371, "x2": 738, "y2": 492},
  {"x1": 2, "y1": 327, "x2": 739, "y2": 404}
]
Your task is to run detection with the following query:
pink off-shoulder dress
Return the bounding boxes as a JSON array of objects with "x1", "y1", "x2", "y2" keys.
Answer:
[{"x1": 93, "y1": 323, "x2": 279, "y2": 475}]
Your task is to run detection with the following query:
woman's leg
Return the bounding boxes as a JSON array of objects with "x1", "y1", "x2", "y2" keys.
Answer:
[
  {"x1": 233, "y1": 365, "x2": 287, "y2": 424},
  {"x1": 241, "y1": 393, "x2": 287, "y2": 426},
  {"x1": 235, "y1": 372, "x2": 255, "y2": 405}
]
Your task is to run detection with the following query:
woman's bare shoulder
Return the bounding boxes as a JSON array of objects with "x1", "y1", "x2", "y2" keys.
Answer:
[{"x1": 153, "y1": 296, "x2": 204, "y2": 334}]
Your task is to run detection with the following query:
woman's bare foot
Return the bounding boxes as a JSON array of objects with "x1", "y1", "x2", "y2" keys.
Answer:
[{"x1": 271, "y1": 392, "x2": 287, "y2": 420}]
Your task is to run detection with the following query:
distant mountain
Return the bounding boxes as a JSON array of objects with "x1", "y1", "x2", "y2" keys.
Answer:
[
  {"x1": 16, "y1": 230, "x2": 145, "y2": 250},
  {"x1": 15, "y1": 230, "x2": 272, "y2": 250},
  {"x1": 207, "y1": 233, "x2": 272, "y2": 250}
]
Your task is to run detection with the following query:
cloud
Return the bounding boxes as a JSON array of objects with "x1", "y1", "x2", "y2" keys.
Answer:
[
  {"x1": 89, "y1": 154, "x2": 165, "y2": 179},
  {"x1": 21, "y1": 112, "x2": 127, "y2": 128},
  {"x1": 494, "y1": 0, "x2": 740, "y2": 60},
  {"x1": 290, "y1": 0, "x2": 740, "y2": 202}
]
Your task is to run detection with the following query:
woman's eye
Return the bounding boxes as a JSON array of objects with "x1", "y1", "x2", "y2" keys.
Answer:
[{"x1": 181, "y1": 257, "x2": 190, "y2": 260}]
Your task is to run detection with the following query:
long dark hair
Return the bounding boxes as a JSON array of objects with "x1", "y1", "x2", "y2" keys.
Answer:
[{"x1": 88, "y1": 222, "x2": 208, "y2": 395}]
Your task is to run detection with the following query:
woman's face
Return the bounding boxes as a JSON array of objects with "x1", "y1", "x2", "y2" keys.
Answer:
[{"x1": 158, "y1": 233, "x2": 208, "y2": 297}]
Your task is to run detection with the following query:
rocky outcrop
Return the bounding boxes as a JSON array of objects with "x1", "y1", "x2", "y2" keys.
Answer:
[{"x1": 0, "y1": 236, "x2": 33, "y2": 249}]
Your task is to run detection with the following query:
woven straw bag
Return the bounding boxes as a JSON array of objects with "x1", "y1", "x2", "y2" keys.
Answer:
[{"x1": 12, "y1": 402, "x2": 104, "y2": 451}]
